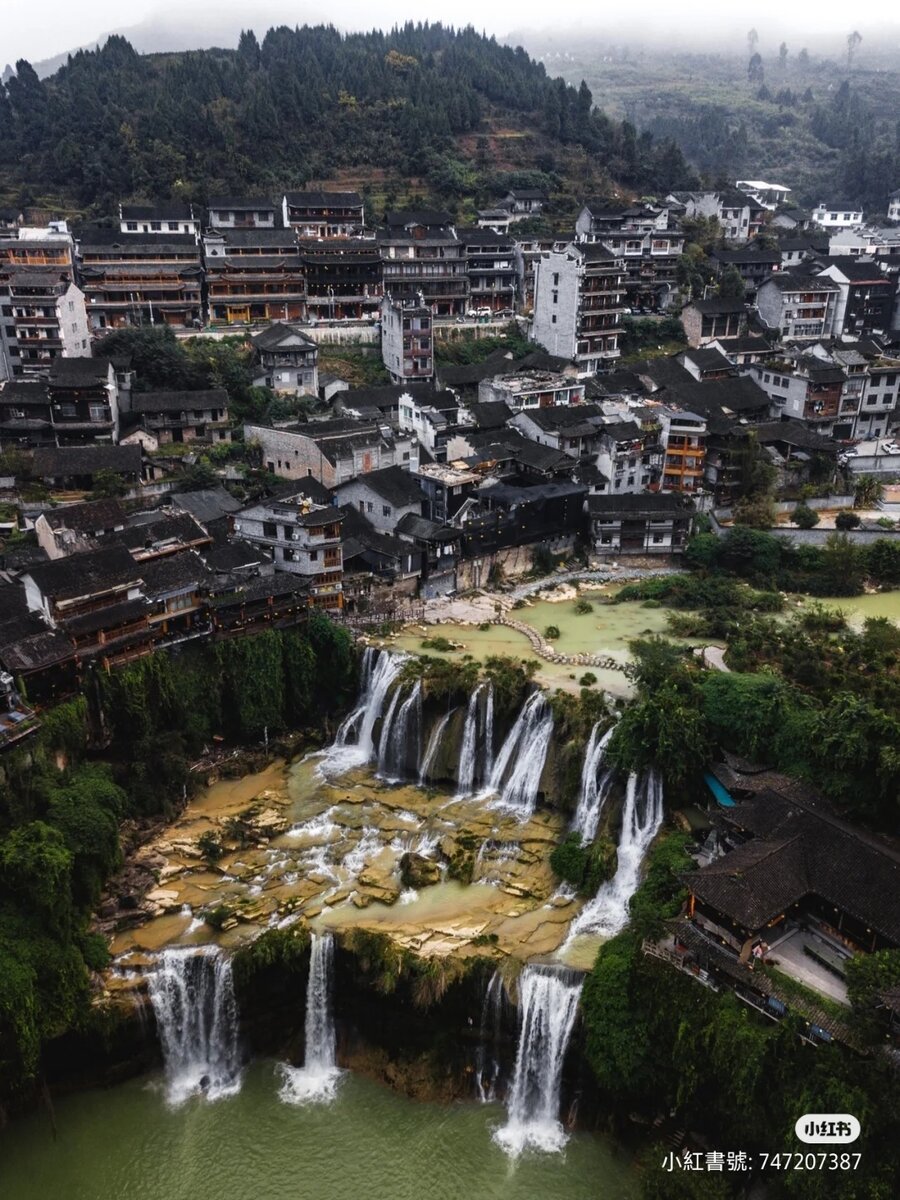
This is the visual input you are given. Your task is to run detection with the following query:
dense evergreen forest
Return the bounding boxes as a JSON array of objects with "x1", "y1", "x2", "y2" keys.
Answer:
[
  {"x1": 0, "y1": 24, "x2": 697, "y2": 216},
  {"x1": 538, "y1": 38, "x2": 900, "y2": 211}
]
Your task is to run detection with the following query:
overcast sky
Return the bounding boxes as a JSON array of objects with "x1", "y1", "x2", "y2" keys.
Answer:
[{"x1": 3, "y1": 0, "x2": 900, "y2": 69}]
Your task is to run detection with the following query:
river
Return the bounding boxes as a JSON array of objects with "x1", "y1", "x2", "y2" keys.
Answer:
[{"x1": 0, "y1": 1063, "x2": 637, "y2": 1200}]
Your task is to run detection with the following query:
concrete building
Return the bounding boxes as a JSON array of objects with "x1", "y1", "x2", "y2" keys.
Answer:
[
  {"x1": 461, "y1": 228, "x2": 517, "y2": 314},
  {"x1": 756, "y1": 274, "x2": 841, "y2": 342},
  {"x1": 231, "y1": 493, "x2": 343, "y2": 610},
  {"x1": 889, "y1": 190, "x2": 900, "y2": 223},
  {"x1": 587, "y1": 492, "x2": 693, "y2": 555},
  {"x1": 659, "y1": 409, "x2": 707, "y2": 492},
  {"x1": 119, "y1": 204, "x2": 199, "y2": 237},
  {"x1": 334, "y1": 464, "x2": 425, "y2": 535},
  {"x1": 380, "y1": 294, "x2": 433, "y2": 384},
  {"x1": 680, "y1": 298, "x2": 747, "y2": 348},
  {"x1": 0, "y1": 270, "x2": 90, "y2": 379},
  {"x1": 47, "y1": 357, "x2": 120, "y2": 445},
  {"x1": 396, "y1": 388, "x2": 462, "y2": 462},
  {"x1": 207, "y1": 198, "x2": 278, "y2": 230},
  {"x1": 251, "y1": 323, "x2": 318, "y2": 394},
  {"x1": 245, "y1": 418, "x2": 417, "y2": 487},
  {"x1": 811, "y1": 202, "x2": 864, "y2": 232},
  {"x1": 531, "y1": 242, "x2": 625, "y2": 372},
  {"x1": 478, "y1": 370, "x2": 584, "y2": 411}
]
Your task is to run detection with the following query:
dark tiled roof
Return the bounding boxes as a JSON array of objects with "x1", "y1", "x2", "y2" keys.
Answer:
[
  {"x1": 203, "y1": 539, "x2": 271, "y2": 573},
  {"x1": 47, "y1": 358, "x2": 112, "y2": 386},
  {"x1": 64, "y1": 596, "x2": 147, "y2": 636},
  {"x1": 0, "y1": 628, "x2": 75, "y2": 672},
  {"x1": 24, "y1": 545, "x2": 141, "y2": 600},
  {"x1": 284, "y1": 190, "x2": 362, "y2": 207},
  {"x1": 685, "y1": 297, "x2": 747, "y2": 315},
  {"x1": 384, "y1": 209, "x2": 452, "y2": 228},
  {"x1": 687, "y1": 792, "x2": 900, "y2": 944},
  {"x1": 251, "y1": 322, "x2": 317, "y2": 351},
  {"x1": 41, "y1": 498, "x2": 125, "y2": 532},
  {"x1": 33, "y1": 444, "x2": 142, "y2": 478},
  {"x1": 170, "y1": 487, "x2": 242, "y2": 525},
  {"x1": 587, "y1": 492, "x2": 694, "y2": 517},
  {"x1": 121, "y1": 204, "x2": 194, "y2": 220},
  {"x1": 395, "y1": 512, "x2": 457, "y2": 541},
  {"x1": 515, "y1": 404, "x2": 603, "y2": 432},
  {"x1": 140, "y1": 550, "x2": 213, "y2": 595},
  {"x1": 466, "y1": 401, "x2": 513, "y2": 429},
  {"x1": 117, "y1": 511, "x2": 210, "y2": 551},
  {"x1": 0, "y1": 381, "x2": 51, "y2": 406},
  {"x1": 130, "y1": 388, "x2": 229, "y2": 414},
  {"x1": 338, "y1": 465, "x2": 424, "y2": 509},
  {"x1": 207, "y1": 196, "x2": 276, "y2": 210}
]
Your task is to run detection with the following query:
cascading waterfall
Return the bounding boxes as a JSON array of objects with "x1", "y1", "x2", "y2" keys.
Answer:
[
  {"x1": 279, "y1": 932, "x2": 341, "y2": 1105},
  {"x1": 377, "y1": 680, "x2": 421, "y2": 782},
  {"x1": 321, "y1": 648, "x2": 406, "y2": 774},
  {"x1": 475, "y1": 969, "x2": 506, "y2": 1103},
  {"x1": 486, "y1": 691, "x2": 554, "y2": 819},
  {"x1": 570, "y1": 724, "x2": 615, "y2": 844},
  {"x1": 494, "y1": 964, "x2": 584, "y2": 1155},
  {"x1": 483, "y1": 681, "x2": 494, "y2": 782},
  {"x1": 456, "y1": 684, "x2": 484, "y2": 798},
  {"x1": 146, "y1": 946, "x2": 242, "y2": 1106},
  {"x1": 568, "y1": 770, "x2": 664, "y2": 940},
  {"x1": 418, "y1": 707, "x2": 455, "y2": 785}
]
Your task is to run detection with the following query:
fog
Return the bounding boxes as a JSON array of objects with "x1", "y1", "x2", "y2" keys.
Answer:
[{"x1": 3, "y1": 0, "x2": 899, "y2": 74}]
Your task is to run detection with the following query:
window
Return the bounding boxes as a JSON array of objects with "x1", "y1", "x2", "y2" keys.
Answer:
[
  {"x1": 552, "y1": 272, "x2": 559, "y2": 286},
  {"x1": 126, "y1": 222, "x2": 137, "y2": 231},
  {"x1": 551, "y1": 314, "x2": 557, "y2": 324},
  {"x1": 382, "y1": 505, "x2": 391, "y2": 517},
  {"x1": 150, "y1": 222, "x2": 161, "y2": 231},
  {"x1": 652, "y1": 533, "x2": 664, "y2": 544},
  {"x1": 367, "y1": 502, "x2": 373, "y2": 513},
  {"x1": 168, "y1": 222, "x2": 179, "y2": 231},
  {"x1": 359, "y1": 501, "x2": 365, "y2": 513},
  {"x1": 89, "y1": 404, "x2": 107, "y2": 423},
  {"x1": 263, "y1": 521, "x2": 277, "y2": 538},
  {"x1": 309, "y1": 549, "x2": 318, "y2": 561},
  {"x1": 552, "y1": 291, "x2": 558, "y2": 305}
]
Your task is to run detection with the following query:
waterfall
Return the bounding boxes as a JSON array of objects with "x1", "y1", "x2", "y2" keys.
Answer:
[
  {"x1": 456, "y1": 684, "x2": 483, "y2": 798},
  {"x1": 568, "y1": 770, "x2": 664, "y2": 940},
  {"x1": 494, "y1": 964, "x2": 583, "y2": 1155},
  {"x1": 377, "y1": 679, "x2": 421, "y2": 782},
  {"x1": 321, "y1": 648, "x2": 405, "y2": 774},
  {"x1": 418, "y1": 707, "x2": 455, "y2": 785},
  {"x1": 279, "y1": 932, "x2": 341, "y2": 1105},
  {"x1": 483, "y1": 681, "x2": 494, "y2": 782},
  {"x1": 486, "y1": 692, "x2": 554, "y2": 819},
  {"x1": 147, "y1": 946, "x2": 242, "y2": 1106},
  {"x1": 475, "y1": 969, "x2": 506, "y2": 1103},
  {"x1": 571, "y1": 724, "x2": 615, "y2": 844}
]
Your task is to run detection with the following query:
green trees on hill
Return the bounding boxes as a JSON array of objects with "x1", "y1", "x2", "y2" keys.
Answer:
[
  {"x1": 0, "y1": 25, "x2": 696, "y2": 209},
  {"x1": 0, "y1": 618, "x2": 356, "y2": 1104}
]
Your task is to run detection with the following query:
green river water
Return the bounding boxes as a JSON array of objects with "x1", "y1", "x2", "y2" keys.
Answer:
[{"x1": 0, "y1": 1063, "x2": 637, "y2": 1200}]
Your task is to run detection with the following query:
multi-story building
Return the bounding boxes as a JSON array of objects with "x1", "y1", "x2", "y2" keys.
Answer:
[
  {"x1": 460, "y1": 229, "x2": 517, "y2": 314},
  {"x1": 231, "y1": 494, "x2": 343, "y2": 611},
  {"x1": 575, "y1": 200, "x2": 685, "y2": 309},
  {"x1": 282, "y1": 191, "x2": 365, "y2": 239},
  {"x1": 125, "y1": 388, "x2": 230, "y2": 446},
  {"x1": 380, "y1": 294, "x2": 433, "y2": 384},
  {"x1": 0, "y1": 379, "x2": 55, "y2": 445},
  {"x1": 478, "y1": 370, "x2": 584, "y2": 410},
  {"x1": 680, "y1": 298, "x2": 747, "y2": 348},
  {"x1": 596, "y1": 418, "x2": 665, "y2": 494},
  {"x1": 203, "y1": 229, "x2": 306, "y2": 325},
  {"x1": 396, "y1": 387, "x2": 462, "y2": 462},
  {"x1": 379, "y1": 211, "x2": 467, "y2": 317},
  {"x1": 298, "y1": 240, "x2": 383, "y2": 321},
  {"x1": 811, "y1": 202, "x2": 864, "y2": 232},
  {"x1": 756, "y1": 273, "x2": 841, "y2": 342},
  {"x1": 206, "y1": 198, "x2": 278, "y2": 230},
  {"x1": 334, "y1": 465, "x2": 425, "y2": 536},
  {"x1": 77, "y1": 231, "x2": 203, "y2": 331},
  {"x1": 889, "y1": 190, "x2": 900, "y2": 223},
  {"x1": 119, "y1": 204, "x2": 200, "y2": 237},
  {"x1": 244, "y1": 418, "x2": 417, "y2": 487},
  {"x1": 856, "y1": 359, "x2": 900, "y2": 440},
  {"x1": 251, "y1": 323, "x2": 318, "y2": 394},
  {"x1": 748, "y1": 356, "x2": 847, "y2": 437},
  {"x1": 510, "y1": 403, "x2": 605, "y2": 459},
  {"x1": 0, "y1": 224, "x2": 75, "y2": 278},
  {"x1": 587, "y1": 492, "x2": 693, "y2": 556},
  {"x1": 514, "y1": 234, "x2": 568, "y2": 311},
  {"x1": 0, "y1": 268, "x2": 90, "y2": 379},
  {"x1": 47, "y1": 357, "x2": 120, "y2": 445},
  {"x1": 531, "y1": 242, "x2": 625, "y2": 372},
  {"x1": 815, "y1": 257, "x2": 895, "y2": 338},
  {"x1": 659, "y1": 408, "x2": 707, "y2": 492},
  {"x1": 711, "y1": 246, "x2": 782, "y2": 295}
]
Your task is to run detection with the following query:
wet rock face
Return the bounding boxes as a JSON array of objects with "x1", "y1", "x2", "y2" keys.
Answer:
[{"x1": 400, "y1": 852, "x2": 442, "y2": 889}]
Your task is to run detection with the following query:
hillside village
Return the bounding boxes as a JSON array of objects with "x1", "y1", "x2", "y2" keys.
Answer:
[{"x1": 1, "y1": 180, "x2": 899, "y2": 703}]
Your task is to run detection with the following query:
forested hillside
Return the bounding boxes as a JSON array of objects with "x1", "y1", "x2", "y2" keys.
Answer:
[
  {"x1": 0, "y1": 24, "x2": 697, "y2": 219},
  {"x1": 533, "y1": 37, "x2": 900, "y2": 211}
]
